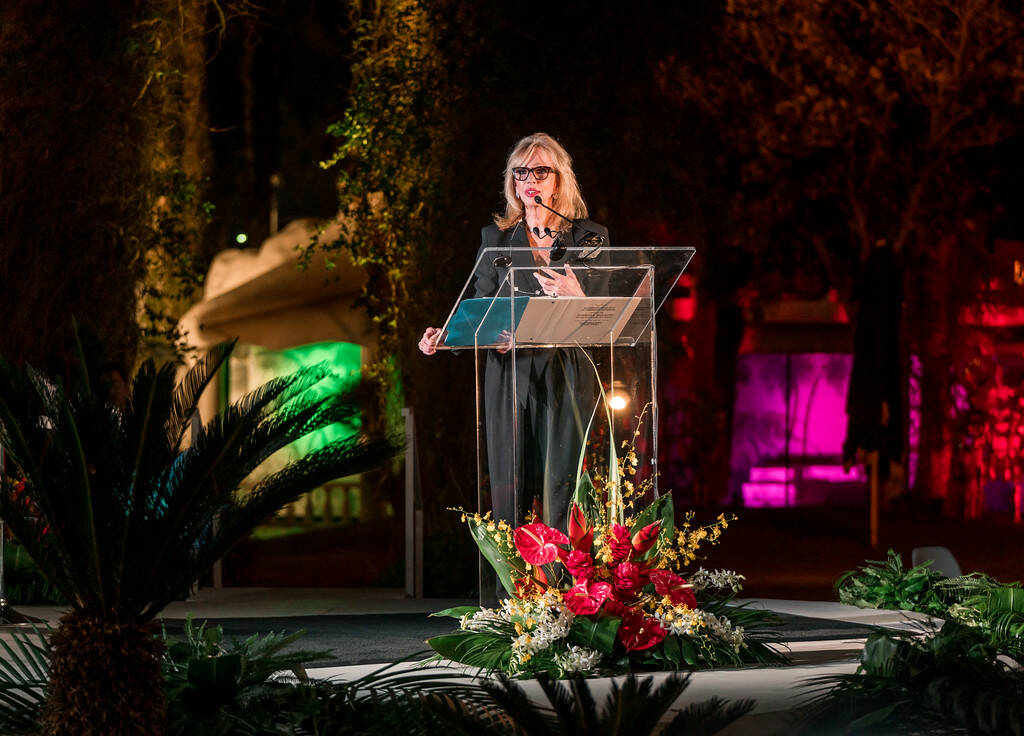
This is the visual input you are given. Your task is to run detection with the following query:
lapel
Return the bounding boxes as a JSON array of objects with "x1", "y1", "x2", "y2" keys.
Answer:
[{"x1": 501, "y1": 222, "x2": 543, "y2": 294}]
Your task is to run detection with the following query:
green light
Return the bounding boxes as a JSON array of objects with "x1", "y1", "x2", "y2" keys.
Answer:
[
  {"x1": 229, "y1": 341, "x2": 362, "y2": 457},
  {"x1": 281, "y1": 341, "x2": 362, "y2": 455},
  {"x1": 235, "y1": 232, "x2": 248, "y2": 244}
]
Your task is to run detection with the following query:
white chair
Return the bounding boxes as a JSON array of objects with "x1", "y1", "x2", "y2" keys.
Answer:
[{"x1": 912, "y1": 546, "x2": 962, "y2": 578}]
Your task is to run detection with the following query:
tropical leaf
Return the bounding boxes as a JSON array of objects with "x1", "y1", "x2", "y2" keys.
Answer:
[
  {"x1": 0, "y1": 627, "x2": 49, "y2": 735},
  {"x1": 426, "y1": 631, "x2": 512, "y2": 671},
  {"x1": 435, "y1": 672, "x2": 757, "y2": 736},
  {"x1": 568, "y1": 613, "x2": 621, "y2": 654},
  {"x1": 662, "y1": 694, "x2": 755, "y2": 736},
  {"x1": 164, "y1": 340, "x2": 235, "y2": 448},
  {"x1": 432, "y1": 606, "x2": 480, "y2": 620},
  {"x1": 834, "y1": 549, "x2": 947, "y2": 616},
  {"x1": 0, "y1": 340, "x2": 402, "y2": 624},
  {"x1": 571, "y1": 469, "x2": 602, "y2": 524},
  {"x1": 467, "y1": 517, "x2": 529, "y2": 596}
]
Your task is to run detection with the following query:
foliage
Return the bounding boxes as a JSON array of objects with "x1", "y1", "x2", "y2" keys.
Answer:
[
  {"x1": 801, "y1": 622, "x2": 1024, "y2": 735},
  {"x1": 0, "y1": 337, "x2": 400, "y2": 732},
  {"x1": 0, "y1": 339, "x2": 398, "y2": 620},
  {"x1": 162, "y1": 616, "x2": 333, "y2": 736},
  {"x1": 425, "y1": 671, "x2": 756, "y2": 736},
  {"x1": 306, "y1": 0, "x2": 462, "y2": 424},
  {"x1": 813, "y1": 552, "x2": 1024, "y2": 734},
  {"x1": 835, "y1": 548, "x2": 1015, "y2": 620},
  {"x1": 945, "y1": 584, "x2": 1024, "y2": 660},
  {"x1": 0, "y1": 620, "x2": 503, "y2": 736},
  {"x1": 1, "y1": 538, "x2": 65, "y2": 605},
  {"x1": 662, "y1": 0, "x2": 1024, "y2": 267},
  {"x1": 0, "y1": 626, "x2": 48, "y2": 736},
  {"x1": 835, "y1": 549, "x2": 949, "y2": 615},
  {"x1": 0, "y1": 0, "x2": 249, "y2": 372}
]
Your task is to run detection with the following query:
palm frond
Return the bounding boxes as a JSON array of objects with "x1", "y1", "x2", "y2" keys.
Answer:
[
  {"x1": 0, "y1": 626, "x2": 50, "y2": 735},
  {"x1": 480, "y1": 674, "x2": 555, "y2": 734},
  {"x1": 601, "y1": 673, "x2": 691, "y2": 734},
  {"x1": 206, "y1": 434, "x2": 399, "y2": 553},
  {"x1": 567, "y1": 676, "x2": 599, "y2": 733},
  {"x1": 165, "y1": 341, "x2": 235, "y2": 449},
  {"x1": 536, "y1": 674, "x2": 582, "y2": 731},
  {"x1": 0, "y1": 342, "x2": 399, "y2": 628},
  {"x1": 661, "y1": 694, "x2": 755, "y2": 736}
]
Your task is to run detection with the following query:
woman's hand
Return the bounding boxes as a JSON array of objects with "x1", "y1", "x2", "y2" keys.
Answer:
[
  {"x1": 418, "y1": 327, "x2": 441, "y2": 355},
  {"x1": 534, "y1": 265, "x2": 584, "y2": 297},
  {"x1": 496, "y1": 330, "x2": 514, "y2": 354}
]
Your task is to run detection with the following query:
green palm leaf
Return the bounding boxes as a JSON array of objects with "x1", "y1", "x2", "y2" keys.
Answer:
[
  {"x1": 0, "y1": 627, "x2": 49, "y2": 735},
  {"x1": 0, "y1": 341, "x2": 401, "y2": 623}
]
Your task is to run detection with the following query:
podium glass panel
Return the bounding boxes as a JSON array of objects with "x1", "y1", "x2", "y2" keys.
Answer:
[{"x1": 436, "y1": 246, "x2": 694, "y2": 603}]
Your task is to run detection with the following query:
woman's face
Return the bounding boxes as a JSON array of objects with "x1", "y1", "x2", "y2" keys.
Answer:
[{"x1": 513, "y1": 147, "x2": 559, "y2": 208}]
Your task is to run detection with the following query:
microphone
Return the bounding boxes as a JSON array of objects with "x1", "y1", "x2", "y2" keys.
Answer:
[
  {"x1": 531, "y1": 218, "x2": 567, "y2": 262},
  {"x1": 532, "y1": 196, "x2": 605, "y2": 261},
  {"x1": 550, "y1": 233, "x2": 567, "y2": 263},
  {"x1": 533, "y1": 195, "x2": 575, "y2": 227}
]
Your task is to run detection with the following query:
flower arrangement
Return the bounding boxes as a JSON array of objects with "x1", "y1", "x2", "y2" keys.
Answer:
[{"x1": 428, "y1": 410, "x2": 784, "y2": 677}]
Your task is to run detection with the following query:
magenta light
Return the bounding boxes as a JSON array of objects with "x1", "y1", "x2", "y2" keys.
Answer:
[
  {"x1": 730, "y1": 353, "x2": 856, "y2": 503},
  {"x1": 741, "y1": 482, "x2": 794, "y2": 508},
  {"x1": 908, "y1": 355, "x2": 921, "y2": 491},
  {"x1": 803, "y1": 465, "x2": 867, "y2": 482},
  {"x1": 750, "y1": 467, "x2": 794, "y2": 482}
]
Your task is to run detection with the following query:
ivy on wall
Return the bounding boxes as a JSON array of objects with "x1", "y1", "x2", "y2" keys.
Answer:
[{"x1": 307, "y1": 0, "x2": 459, "y2": 426}]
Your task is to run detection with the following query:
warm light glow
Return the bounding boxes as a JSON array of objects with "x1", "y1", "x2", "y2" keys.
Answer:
[
  {"x1": 235, "y1": 232, "x2": 248, "y2": 244},
  {"x1": 609, "y1": 393, "x2": 628, "y2": 411}
]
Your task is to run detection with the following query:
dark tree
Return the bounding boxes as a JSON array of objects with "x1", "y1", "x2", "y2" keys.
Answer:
[{"x1": 660, "y1": 0, "x2": 1024, "y2": 511}]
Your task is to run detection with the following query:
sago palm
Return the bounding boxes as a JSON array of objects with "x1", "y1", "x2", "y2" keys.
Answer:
[{"x1": 0, "y1": 340, "x2": 399, "y2": 735}]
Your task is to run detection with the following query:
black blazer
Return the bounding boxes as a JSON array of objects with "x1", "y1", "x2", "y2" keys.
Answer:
[
  {"x1": 471, "y1": 219, "x2": 610, "y2": 299},
  {"x1": 469, "y1": 219, "x2": 611, "y2": 406}
]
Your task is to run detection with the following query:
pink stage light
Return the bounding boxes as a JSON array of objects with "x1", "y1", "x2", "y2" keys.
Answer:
[
  {"x1": 803, "y1": 465, "x2": 867, "y2": 482},
  {"x1": 749, "y1": 467, "x2": 794, "y2": 482},
  {"x1": 741, "y1": 482, "x2": 794, "y2": 508}
]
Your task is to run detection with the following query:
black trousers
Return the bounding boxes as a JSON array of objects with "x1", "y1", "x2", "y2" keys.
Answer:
[{"x1": 484, "y1": 347, "x2": 596, "y2": 535}]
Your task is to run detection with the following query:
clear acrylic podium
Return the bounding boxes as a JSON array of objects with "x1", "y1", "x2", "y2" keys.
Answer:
[{"x1": 435, "y1": 245, "x2": 695, "y2": 601}]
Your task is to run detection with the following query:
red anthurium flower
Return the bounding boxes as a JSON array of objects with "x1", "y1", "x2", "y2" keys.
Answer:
[
  {"x1": 607, "y1": 524, "x2": 633, "y2": 562},
  {"x1": 564, "y1": 579, "x2": 612, "y2": 616},
  {"x1": 513, "y1": 522, "x2": 569, "y2": 565},
  {"x1": 630, "y1": 520, "x2": 662, "y2": 555},
  {"x1": 568, "y1": 503, "x2": 594, "y2": 552},
  {"x1": 649, "y1": 569, "x2": 698, "y2": 609},
  {"x1": 618, "y1": 612, "x2": 667, "y2": 651},
  {"x1": 603, "y1": 597, "x2": 630, "y2": 619},
  {"x1": 612, "y1": 561, "x2": 646, "y2": 598},
  {"x1": 564, "y1": 550, "x2": 595, "y2": 580}
]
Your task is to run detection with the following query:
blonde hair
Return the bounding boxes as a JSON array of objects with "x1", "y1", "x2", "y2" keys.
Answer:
[{"x1": 493, "y1": 133, "x2": 588, "y2": 231}]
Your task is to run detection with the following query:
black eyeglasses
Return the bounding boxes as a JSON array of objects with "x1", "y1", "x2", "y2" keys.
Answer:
[{"x1": 511, "y1": 166, "x2": 556, "y2": 181}]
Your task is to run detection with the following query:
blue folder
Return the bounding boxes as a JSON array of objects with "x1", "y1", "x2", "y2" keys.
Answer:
[{"x1": 444, "y1": 296, "x2": 532, "y2": 347}]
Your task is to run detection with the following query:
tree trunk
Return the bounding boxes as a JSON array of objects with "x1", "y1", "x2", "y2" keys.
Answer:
[{"x1": 42, "y1": 610, "x2": 166, "y2": 736}]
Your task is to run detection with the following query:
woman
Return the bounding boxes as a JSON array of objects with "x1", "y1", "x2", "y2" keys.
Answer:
[{"x1": 419, "y1": 133, "x2": 609, "y2": 535}]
